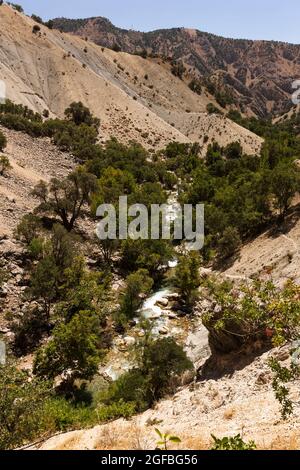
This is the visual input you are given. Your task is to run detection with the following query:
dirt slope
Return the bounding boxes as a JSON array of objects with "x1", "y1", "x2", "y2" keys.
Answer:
[
  {"x1": 34, "y1": 345, "x2": 300, "y2": 451},
  {"x1": 0, "y1": 4, "x2": 262, "y2": 154},
  {"x1": 53, "y1": 16, "x2": 300, "y2": 118}
]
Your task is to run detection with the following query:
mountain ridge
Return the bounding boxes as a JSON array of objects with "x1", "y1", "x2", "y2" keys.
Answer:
[{"x1": 52, "y1": 16, "x2": 300, "y2": 117}]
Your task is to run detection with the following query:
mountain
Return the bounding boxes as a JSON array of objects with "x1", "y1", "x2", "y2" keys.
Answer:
[
  {"x1": 52, "y1": 16, "x2": 300, "y2": 118},
  {"x1": 0, "y1": 4, "x2": 262, "y2": 155}
]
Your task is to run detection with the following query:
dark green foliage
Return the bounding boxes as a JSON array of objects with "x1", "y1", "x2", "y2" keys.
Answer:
[
  {"x1": 0, "y1": 363, "x2": 50, "y2": 450},
  {"x1": 28, "y1": 225, "x2": 79, "y2": 317},
  {"x1": 34, "y1": 310, "x2": 105, "y2": 390},
  {"x1": 269, "y1": 357, "x2": 300, "y2": 419},
  {"x1": 31, "y1": 14, "x2": 43, "y2": 24},
  {"x1": 217, "y1": 226, "x2": 241, "y2": 260},
  {"x1": 32, "y1": 168, "x2": 98, "y2": 231},
  {"x1": 106, "y1": 337, "x2": 193, "y2": 411},
  {"x1": 112, "y1": 43, "x2": 122, "y2": 52},
  {"x1": 11, "y1": 306, "x2": 50, "y2": 356},
  {"x1": 173, "y1": 252, "x2": 201, "y2": 309},
  {"x1": 207, "y1": 103, "x2": 222, "y2": 115},
  {"x1": 0, "y1": 131, "x2": 7, "y2": 151},
  {"x1": 117, "y1": 269, "x2": 153, "y2": 323},
  {"x1": 0, "y1": 155, "x2": 11, "y2": 175},
  {"x1": 171, "y1": 61, "x2": 186, "y2": 79},
  {"x1": 64, "y1": 101, "x2": 100, "y2": 128},
  {"x1": 32, "y1": 24, "x2": 41, "y2": 34},
  {"x1": 188, "y1": 79, "x2": 202, "y2": 95},
  {"x1": 120, "y1": 239, "x2": 173, "y2": 279},
  {"x1": 211, "y1": 434, "x2": 256, "y2": 450},
  {"x1": 16, "y1": 213, "x2": 42, "y2": 244},
  {"x1": 7, "y1": 3, "x2": 24, "y2": 13}
]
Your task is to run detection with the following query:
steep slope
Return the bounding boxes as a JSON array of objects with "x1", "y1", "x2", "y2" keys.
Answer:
[
  {"x1": 33, "y1": 346, "x2": 300, "y2": 450},
  {"x1": 0, "y1": 4, "x2": 262, "y2": 154},
  {"x1": 53, "y1": 16, "x2": 300, "y2": 117}
]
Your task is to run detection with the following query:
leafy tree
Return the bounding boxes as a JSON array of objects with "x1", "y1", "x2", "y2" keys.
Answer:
[
  {"x1": 0, "y1": 363, "x2": 50, "y2": 450},
  {"x1": 171, "y1": 61, "x2": 186, "y2": 79},
  {"x1": 118, "y1": 269, "x2": 153, "y2": 322},
  {"x1": 271, "y1": 163, "x2": 298, "y2": 219},
  {"x1": 207, "y1": 103, "x2": 222, "y2": 115},
  {"x1": 203, "y1": 279, "x2": 300, "y2": 353},
  {"x1": 107, "y1": 336, "x2": 192, "y2": 410},
  {"x1": 29, "y1": 225, "x2": 79, "y2": 318},
  {"x1": 8, "y1": 3, "x2": 24, "y2": 13},
  {"x1": 11, "y1": 305, "x2": 50, "y2": 356},
  {"x1": 224, "y1": 141, "x2": 243, "y2": 160},
  {"x1": 64, "y1": 102, "x2": 100, "y2": 128},
  {"x1": 31, "y1": 14, "x2": 43, "y2": 24},
  {"x1": 32, "y1": 24, "x2": 41, "y2": 34},
  {"x1": 91, "y1": 166, "x2": 136, "y2": 210},
  {"x1": 217, "y1": 226, "x2": 241, "y2": 260},
  {"x1": 173, "y1": 252, "x2": 201, "y2": 309},
  {"x1": 33, "y1": 168, "x2": 97, "y2": 231},
  {"x1": 121, "y1": 239, "x2": 174, "y2": 280},
  {"x1": 34, "y1": 310, "x2": 105, "y2": 391}
]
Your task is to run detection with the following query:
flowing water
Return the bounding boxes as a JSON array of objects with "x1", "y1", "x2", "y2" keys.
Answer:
[{"x1": 101, "y1": 194, "x2": 210, "y2": 381}]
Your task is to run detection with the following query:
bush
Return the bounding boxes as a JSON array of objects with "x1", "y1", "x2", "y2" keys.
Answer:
[
  {"x1": 34, "y1": 310, "x2": 105, "y2": 390},
  {"x1": 0, "y1": 131, "x2": 7, "y2": 151},
  {"x1": 0, "y1": 155, "x2": 11, "y2": 176},
  {"x1": 173, "y1": 252, "x2": 201, "y2": 309},
  {"x1": 206, "y1": 103, "x2": 222, "y2": 115},
  {"x1": 211, "y1": 434, "x2": 256, "y2": 450},
  {"x1": 96, "y1": 400, "x2": 136, "y2": 422},
  {"x1": 117, "y1": 269, "x2": 153, "y2": 323},
  {"x1": 106, "y1": 337, "x2": 193, "y2": 411},
  {"x1": 0, "y1": 363, "x2": 50, "y2": 450},
  {"x1": 16, "y1": 213, "x2": 42, "y2": 244},
  {"x1": 31, "y1": 14, "x2": 43, "y2": 24},
  {"x1": 217, "y1": 226, "x2": 241, "y2": 260},
  {"x1": 43, "y1": 397, "x2": 98, "y2": 432},
  {"x1": 32, "y1": 24, "x2": 41, "y2": 34},
  {"x1": 8, "y1": 3, "x2": 24, "y2": 13},
  {"x1": 32, "y1": 168, "x2": 98, "y2": 231},
  {"x1": 203, "y1": 279, "x2": 300, "y2": 353}
]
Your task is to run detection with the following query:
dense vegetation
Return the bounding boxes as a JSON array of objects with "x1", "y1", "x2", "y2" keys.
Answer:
[{"x1": 1, "y1": 97, "x2": 300, "y2": 448}]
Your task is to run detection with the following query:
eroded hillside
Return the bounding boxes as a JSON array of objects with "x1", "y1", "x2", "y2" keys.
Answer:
[{"x1": 0, "y1": 4, "x2": 262, "y2": 155}]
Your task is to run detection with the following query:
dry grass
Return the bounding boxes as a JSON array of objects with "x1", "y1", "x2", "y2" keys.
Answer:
[{"x1": 223, "y1": 407, "x2": 236, "y2": 420}]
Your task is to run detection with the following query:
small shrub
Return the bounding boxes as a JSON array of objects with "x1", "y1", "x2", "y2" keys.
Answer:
[
  {"x1": 96, "y1": 400, "x2": 136, "y2": 422},
  {"x1": 32, "y1": 24, "x2": 41, "y2": 35},
  {"x1": 211, "y1": 434, "x2": 256, "y2": 450},
  {"x1": 0, "y1": 131, "x2": 7, "y2": 151},
  {"x1": 0, "y1": 155, "x2": 11, "y2": 176}
]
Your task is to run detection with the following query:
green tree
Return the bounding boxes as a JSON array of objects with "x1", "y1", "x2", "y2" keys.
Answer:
[
  {"x1": 34, "y1": 310, "x2": 104, "y2": 390},
  {"x1": 33, "y1": 168, "x2": 98, "y2": 231},
  {"x1": 29, "y1": 225, "x2": 79, "y2": 319},
  {"x1": 107, "y1": 337, "x2": 193, "y2": 410},
  {"x1": 173, "y1": 252, "x2": 201, "y2": 309},
  {"x1": 118, "y1": 269, "x2": 153, "y2": 322},
  {"x1": 64, "y1": 102, "x2": 100, "y2": 128},
  {"x1": 0, "y1": 363, "x2": 50, "y2": 450},
  {"x1": 217, "y1": 226, "x2": 241, "y2": 261},
  {"x1": 271, "y1": 164, "x2": 298, "y2": 219}
]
